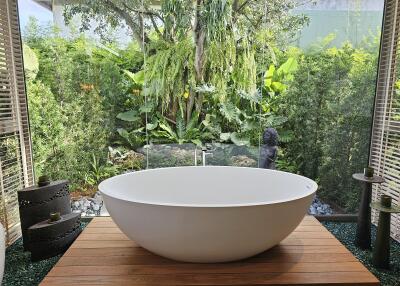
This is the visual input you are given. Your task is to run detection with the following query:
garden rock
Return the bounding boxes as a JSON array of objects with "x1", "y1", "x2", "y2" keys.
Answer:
[
  {"x1": 71, "y1": 192, "x2": 108, "y2": 217},
  {"x1": 108, "y1": 147, "x2": 145, "y2": 170},
  {"x1": 231, "y1": 155, "x2": 257, "y2": 167},
  {"x1": 309, "y1": 197, "x2": 334, "y2": 215}
]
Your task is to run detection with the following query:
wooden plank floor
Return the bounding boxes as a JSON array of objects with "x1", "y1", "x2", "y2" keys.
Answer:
[{"x1": 40, "y1": 216, "x2": 379, "y2": 286}]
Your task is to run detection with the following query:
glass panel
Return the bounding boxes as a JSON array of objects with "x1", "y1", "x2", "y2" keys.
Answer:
[
  {"x1": 18, "y1": 0, "x2": 385, "y2": 217},
  {"x1": 288, "y1": 0, "x2": 384, "y2": 215}
]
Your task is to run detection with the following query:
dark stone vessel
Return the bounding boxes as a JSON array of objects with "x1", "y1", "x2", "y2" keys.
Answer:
[{"x1": 17, "y1": 178, "x2": 81, "y2": 261}]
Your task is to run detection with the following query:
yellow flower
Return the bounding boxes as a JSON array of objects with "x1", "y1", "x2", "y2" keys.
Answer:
[
  {"x1": 80, "y1": 83, "x2": 94, "y2": 92},
  {"x1": 183, "y1": 91, "x2": 189, "y2": 99}
]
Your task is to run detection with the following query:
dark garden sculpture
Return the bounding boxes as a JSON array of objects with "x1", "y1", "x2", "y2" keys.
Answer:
[{"x1": 259, "y1": 128, "x2": 278, "y2": 169}]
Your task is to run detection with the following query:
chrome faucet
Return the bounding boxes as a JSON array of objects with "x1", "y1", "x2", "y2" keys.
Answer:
[
  {"x1": 201, "y1": 146, "x2": 213, "y2": 166},
  {"x1": 194, "y1": 146, "x2": 199, "y2": 166}
]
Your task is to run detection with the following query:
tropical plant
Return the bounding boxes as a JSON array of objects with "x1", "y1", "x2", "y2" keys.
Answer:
[
  {"x1": 23, "y1": 19, "x2": 136, "y2": 189},
  {"x1": 84, "y1": 154, "x2": 119, "y2": 186},
  {"x1": 23, "y1": 8, "x2": 382, "y2": 214},
  {"x1": 64, "y1": 0, "x2": 308, "y2": 134},
  {"x1": 277, "y1": 36, "x2": 379, "y2": 212}
]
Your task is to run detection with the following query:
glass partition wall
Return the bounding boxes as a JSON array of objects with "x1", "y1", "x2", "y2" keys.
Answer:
[{"x1": 18, "y1": 0, "x2": 385, "y2": 217}]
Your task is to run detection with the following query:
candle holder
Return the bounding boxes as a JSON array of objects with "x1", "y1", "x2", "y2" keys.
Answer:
[
  {"x1": 49, "y1": 212, "x2": 61, "y2": 222},
  {"x1": 37, "y1": 175, "x2": 50, "y2": 187},
  {"x1": 363, "y1": 166, "x2": 374, "y2": 178},
  {"x1": 352, "y1": 172, "x2": 384, "y2": 249}
]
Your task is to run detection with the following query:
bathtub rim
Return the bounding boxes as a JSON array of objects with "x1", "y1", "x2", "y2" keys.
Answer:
[{"x1": 98, "y1": 166, "x2": 318, "y2": 208}]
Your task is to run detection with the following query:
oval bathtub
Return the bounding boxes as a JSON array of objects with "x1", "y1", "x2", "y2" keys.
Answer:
[{"x1": 99, "y1": 166, "x2": 317, "y2": 263}]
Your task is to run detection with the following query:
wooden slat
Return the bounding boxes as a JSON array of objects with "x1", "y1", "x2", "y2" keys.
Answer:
[
  {"x1": 82, "y1": 227, "x2": 123, "y2": 234},
  {"x1": 40, "y1": 217, "x2": 379, "y2": 286},
  {"x1": 46, "y1": 262, "x2": 367, "y2": 276},
  {"x1": 70, "y1": 238, "x2": 341, "y2": 249},
  {"x1": 64, "y1": 244, "x2": 352, "y2": 256},
  {"x1": 56, "y1": 252, "x2": 357, "y2": 266},
  {"x1": 41, "y1": 272, "x2": 379, "y2": 286},
  {"x1": 294, "y1": 225, "x2": 326, "y2": 231},
  {"x1": 77, "y1": 231, "x2": 334, "y2": 241}
]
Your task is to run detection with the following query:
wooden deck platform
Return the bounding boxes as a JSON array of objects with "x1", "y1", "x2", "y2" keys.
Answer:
[{"x1": 40, "y1": 216, "x2": 379, "y2": 285}]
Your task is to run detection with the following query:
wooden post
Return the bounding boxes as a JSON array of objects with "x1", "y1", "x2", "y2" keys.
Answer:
[
  {"x1": 371, "y1": 195, "x2": 400, "y2": 269},
  {"x1": 352, "y1": 173, "x2": 384, "y2": 250},
  {"x1": 356, "y1": 181, "x2": 372, "y2": 249}
]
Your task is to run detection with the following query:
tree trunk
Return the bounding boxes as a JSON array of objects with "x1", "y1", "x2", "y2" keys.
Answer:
[
  {"x1": 187, "y1": 90, "x2": 196, "y2": 122},
  {"x1": 187, "y1": 0, "x2": 206, "y2": 122},
  {"x1": 170, "y1": 98, "x2": 178, "y2": 122},
  {"x1": 103, "y1": 0, "x2": 149, "y2": 51}
]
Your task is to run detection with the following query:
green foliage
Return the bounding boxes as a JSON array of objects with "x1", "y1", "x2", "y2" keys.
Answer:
[
  {"x1": 116, "y1": 110, "x2": 141, "y2": 122},
  {"x1": 150, "y1": 112, "x2": 213, "y2": 145},
  {"x1": 264, "y1": 57, "x2": 298, "y2": 94},
  {"x1": 277, "y1": 38, "x2": 379, "y2": 212},
  {"x1": 116, "y1": 127, "x2": 145, "y2": 149},
  {"x1": 144, "y1": 38, "x2": 194, "y2": 109},
  {"x1": 24, "y1": 19, "x2": 140, "y2": 190},
  {"x1": 24, "y1": 3, "x2": 381, "y2": 215},
  {"x1": 231, "y1": 39, "x2": 257, "y2": 98},
  {"x1": 201, "y1": 0, "x2": 233, "y2": 42},
  {"x1": 27, "y1": 80, "x2": 65, "y2": 179},
  {"x1": 63, "y1": 0, "x2": 308, "y2": 139},
  {"x1": 22, "y1": 44, "x2": 39, "y2": 80},
  {"x1": 123, "y1": 69, "x2": 144, "y2": 87},
  {"x1": 84, "y1": 154, "x2": 119, "y2": 186},
  {"x1": 161, "y1": 0, "x2": 193, "y2": 41}
]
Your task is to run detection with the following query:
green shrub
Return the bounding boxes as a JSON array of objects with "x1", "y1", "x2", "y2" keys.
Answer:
[
  {"x1": 24, "y1": 20, "x2": 138, "y2": 191},
  {"x1": 23, "y1": 17, "x2": 380, "y2": 212},
  {"x1": 278, "y1": 39, "x2": 379, "y2": 212}
]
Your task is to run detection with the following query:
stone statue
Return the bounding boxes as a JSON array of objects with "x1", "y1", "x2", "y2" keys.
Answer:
[{"x1": 259, "y1": 128, "x2": 278, "y2": 169}]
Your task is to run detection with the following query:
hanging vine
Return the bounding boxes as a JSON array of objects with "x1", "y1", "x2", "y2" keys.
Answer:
[
  {"x1": 232, "y1": 37, "x2": 257, "y2": 102},
  {"x1": 204, "y1": 34, "x2": 236, "y2": 102},
  {"x1": 144, "y1": 38, "x2": 195, "y2": 112}
]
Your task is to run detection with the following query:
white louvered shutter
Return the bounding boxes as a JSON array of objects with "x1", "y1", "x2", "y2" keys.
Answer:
[
  {"x1": 0, "y1": 0, "x2": 34, "y2": 245},
  {"x1": 370, "y1": 0, "x2": 400, "y2": 242}
]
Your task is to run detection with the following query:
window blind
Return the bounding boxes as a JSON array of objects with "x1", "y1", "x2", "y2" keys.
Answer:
[
  {"x1": 0, "y1": 0, "x2": 34, "y2": 245},
  {"x1": 370, "y1": 0, "x2": 400, "y2": 242}
]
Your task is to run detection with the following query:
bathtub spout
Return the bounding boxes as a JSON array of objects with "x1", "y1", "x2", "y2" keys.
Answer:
[{"x1": 201, "y1": 146, "x2": 213, "y2": 166}]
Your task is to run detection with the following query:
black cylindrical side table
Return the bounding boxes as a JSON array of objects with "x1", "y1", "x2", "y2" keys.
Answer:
[
  {"x1": 371, "y1": 195, "x2": 400, "y2": 269},
  {"x1": 352, "y1": 173, "x2": 384, "y2": 250}
]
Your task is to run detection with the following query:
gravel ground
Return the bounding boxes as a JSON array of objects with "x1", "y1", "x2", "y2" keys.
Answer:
[
  {"x1": 2, "y1": 220, "x2": 399, "y2": 285},
  {"x1": 2, "y1": 220, "x2": 90, "y2": 286},
  {"x1": 322, "y1": 222, "x2": 400, "y2": 286},
  {"x1": 71, "y1": 193, "x2": 334, "y2": 217}
]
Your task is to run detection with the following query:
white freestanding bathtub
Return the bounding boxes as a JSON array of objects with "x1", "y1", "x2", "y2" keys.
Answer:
[{"x1": 99, "y1": 166, "x2": 317, "y2": 263}]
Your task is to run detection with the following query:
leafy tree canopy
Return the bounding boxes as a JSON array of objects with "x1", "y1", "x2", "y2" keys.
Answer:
[
  {"x1": 64, "y1": 0, "x2": 308, "y2": 47},
  {"x1": 64, "y1": 0, "x2": 309, "y2": 126}
]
